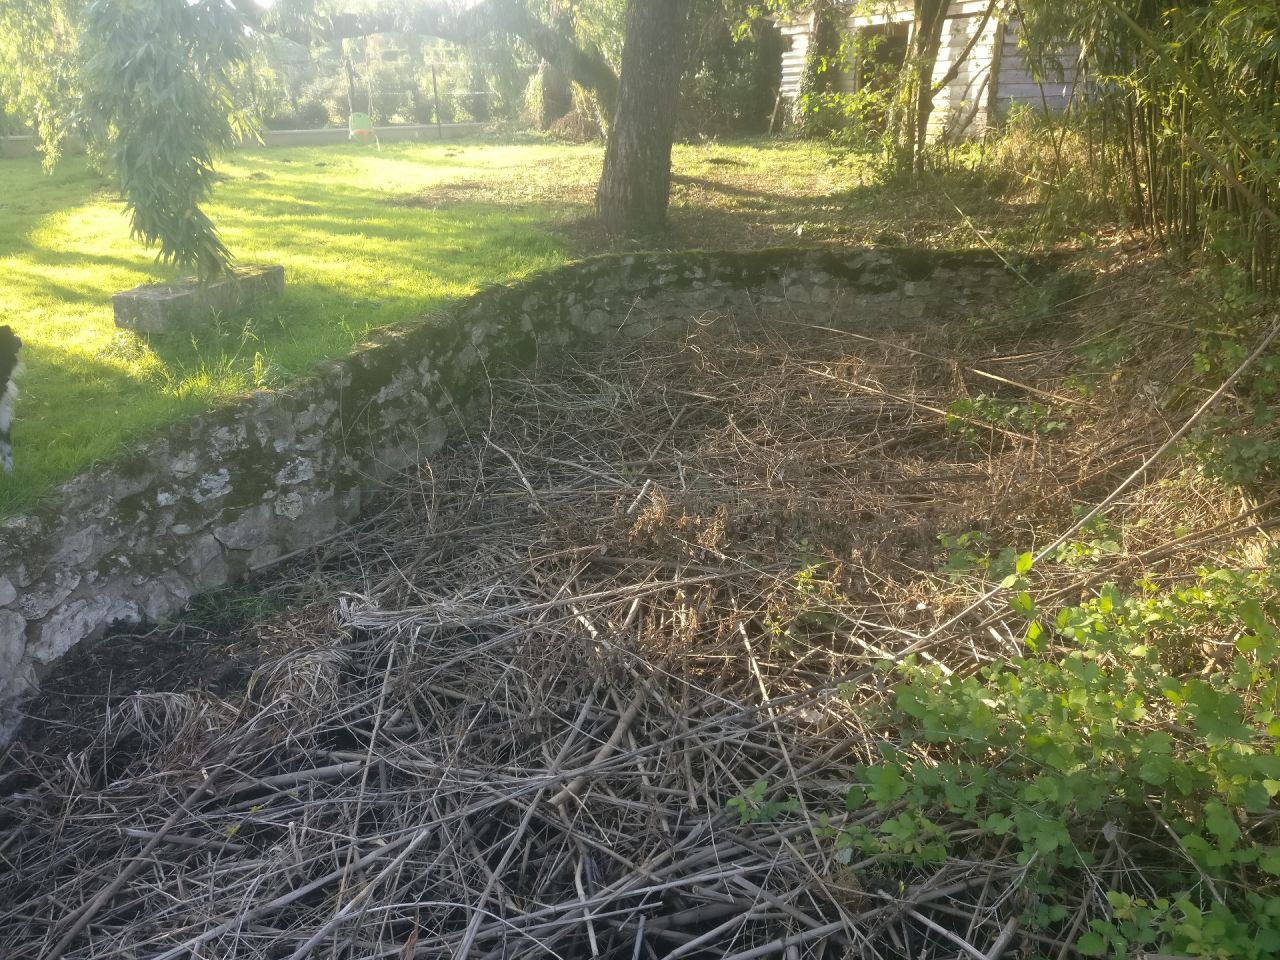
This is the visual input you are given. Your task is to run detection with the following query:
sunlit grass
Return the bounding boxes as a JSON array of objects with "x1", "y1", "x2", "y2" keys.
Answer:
[
  {"x1": 0, "y1": 137, "x2": 876, "y2": 513},
  {"x1": 0, "y1": 141, "x2": 589, "y2": 512}
]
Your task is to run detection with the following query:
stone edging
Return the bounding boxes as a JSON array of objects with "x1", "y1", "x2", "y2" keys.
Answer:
[{"x1": 0, "y1": 246, "x2": 1039, "y2": 739}]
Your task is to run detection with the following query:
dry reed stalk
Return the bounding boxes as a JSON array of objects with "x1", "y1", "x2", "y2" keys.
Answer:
[{"x1": 0, "y1": 300, "x2": 1245, "y2": 960}]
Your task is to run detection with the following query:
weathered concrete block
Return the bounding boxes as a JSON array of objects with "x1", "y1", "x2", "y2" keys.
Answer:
[{"x1": 113, "y1": 265, "x2": 285, "y2": 334}]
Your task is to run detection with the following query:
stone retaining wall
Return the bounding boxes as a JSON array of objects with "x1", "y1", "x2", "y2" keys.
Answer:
[{"x1": 0, "y1": 247, "x2": 1038, "y2": 738}]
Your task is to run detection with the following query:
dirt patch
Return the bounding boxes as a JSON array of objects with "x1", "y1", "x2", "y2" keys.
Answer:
[{"x1": 396, "y1": 159, "x2": 599, "y2": 212}]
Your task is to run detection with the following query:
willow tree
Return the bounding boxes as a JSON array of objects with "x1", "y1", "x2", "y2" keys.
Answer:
[
  {"x1": 3, "y1": 0, "x2": 259, "y2": 278},
  {"x1": 0, "y1": 0, "x2": 82, "y2": 164},
  {"x1": 80, "y1": 0, "x2": 256, "y2": 279}
]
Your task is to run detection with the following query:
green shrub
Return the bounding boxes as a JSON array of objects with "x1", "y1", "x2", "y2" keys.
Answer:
[{"x1": 842, "y1": 559, "x2": 1280, "y2": 959}]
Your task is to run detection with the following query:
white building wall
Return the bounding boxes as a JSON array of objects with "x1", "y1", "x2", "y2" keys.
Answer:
[
  {"x1": 780, "y1": 21, "x2": 811, "y2": 99},
  {"x1": 777, "y1": 2, "x2": 1082, "y2": 139},
  {"x1": 993, "y1": 18, "x2": 1083, "y2": 118}
]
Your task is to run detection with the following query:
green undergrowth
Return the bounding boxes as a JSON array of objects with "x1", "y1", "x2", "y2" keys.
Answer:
[
  {"x1": 1183, "y1": 268, "x2": 1280, "y2": 491},
  {"x1": 864, "y1": 281, "x2": 1280, "y2": 958},
  {"x1": 737, "y1": 538, "x2": 1280, "y2": 958},
  {"x1": 863, "y1": 558, "x2": 1280, "y2": 959}
]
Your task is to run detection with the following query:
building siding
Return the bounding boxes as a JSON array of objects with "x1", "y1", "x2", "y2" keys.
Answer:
[
  {"x1": 993, "y1": 19, "x2": 1083, "y2": 117},
  {"x1": 780, "y1": 21, "x2": 811, "y2": 98},
  {"x1": 777, "y1": 2, "x2": 1082, "y2": 137}
]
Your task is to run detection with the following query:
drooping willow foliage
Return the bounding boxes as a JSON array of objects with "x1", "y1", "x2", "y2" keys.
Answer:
[
  {"x1": 79, "y1": 0, "x2": 257, "y2": 280},
  {"x1": 1018, "y1": 0, "x2": 1280, "y2": 289},
  {"x1": 0, "y1": 0, "x2": 82, "y2": 162}
]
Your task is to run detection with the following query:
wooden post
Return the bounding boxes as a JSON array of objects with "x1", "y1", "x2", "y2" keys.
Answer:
[{"x1": 431, "y1": 65, "x2": 444, "y2": 140}]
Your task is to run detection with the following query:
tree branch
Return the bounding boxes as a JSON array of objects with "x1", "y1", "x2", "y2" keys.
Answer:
[
  {"x1": 316, "y1": 0, "x2": 619, "y2": 118},
  {"x1": 931, "y1": 0, "x2": 999, "y2": 94}
]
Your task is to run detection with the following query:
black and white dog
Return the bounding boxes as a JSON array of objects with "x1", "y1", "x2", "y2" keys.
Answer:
[{"x1": 0, "y1": 326, "x2": 21, "y2": 473}]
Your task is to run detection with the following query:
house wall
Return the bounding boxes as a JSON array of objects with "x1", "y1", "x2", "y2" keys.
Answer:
[
  {"x1": 778, "y1": 2, "x2": 1082, "y2": 138},
  {"x1": 993, "y1": 18, "x2": 1082, "y2": 118},
  {"x1": 780, "y1": 19, "x2": 811, "y2": 100}
]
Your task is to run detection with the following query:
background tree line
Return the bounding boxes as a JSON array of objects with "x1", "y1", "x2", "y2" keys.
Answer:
[{"x1": 0, "y1": 0, "x2": 1276, "y2": 289}]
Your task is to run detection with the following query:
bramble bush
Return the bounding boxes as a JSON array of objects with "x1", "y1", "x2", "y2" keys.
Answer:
[{"x1": 841, "y1": 555, "x2": 1280, "y2": 959}]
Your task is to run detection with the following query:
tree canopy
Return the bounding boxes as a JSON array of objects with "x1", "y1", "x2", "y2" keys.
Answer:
[
  {"x1": 0, "y1": 0, "x2": 82, "y2": 162},
  {"x1": 81, "y1": 0, "x2": 257, "y2": 279},
  {"x1": 2, "y1": 0, "x2": 1274, "y2": 284}
]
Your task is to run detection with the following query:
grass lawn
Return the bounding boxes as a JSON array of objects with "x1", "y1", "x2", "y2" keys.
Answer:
[{"x1": 0, "y1": 136, "x2": 1039, "y2": 514}]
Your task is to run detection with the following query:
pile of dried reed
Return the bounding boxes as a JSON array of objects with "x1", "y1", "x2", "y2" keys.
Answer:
[{"x1": 1, "y1": 301, "x2": 1251, "y2": 960}]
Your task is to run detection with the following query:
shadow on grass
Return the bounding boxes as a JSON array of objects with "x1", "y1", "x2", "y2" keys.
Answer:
[
  {"x1": 0, "y1": 339, "x2": 202, "y2": 515},
  {"x1": 549, "y1": 172, "x2": 1035, "y2": 255},
  {"x1": 0, "y1": 163, "x2": 111, "y2": 253}
]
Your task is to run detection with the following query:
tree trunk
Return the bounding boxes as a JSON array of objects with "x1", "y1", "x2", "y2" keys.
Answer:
[
  {"x1": 797, "y1": 0, "x2": 841, "y2": 135},
  {"x1": 901, "y1": 0, "x2": 949, "y2": 174},
  {"x1": 748, "y1": 19, "x2": 785, "y2": 135},
  {"x1": 343, "y1": 54, "x2": 358, "y2": 118},
  {"x1": 468, "y1": 64, "x2": 491, "y2": 122},
  {"x1": 535, "y1": 59, "x2": 572, "y2": 129},
  {"x1": 596, "y1": 0, "x2": 689, "y2": 237}
]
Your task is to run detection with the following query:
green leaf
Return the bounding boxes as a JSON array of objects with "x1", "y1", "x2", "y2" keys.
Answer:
[
  {"x1": 1076, "y1": 931, "x2": 1107, "y2": 956},
  {"x1": 1139, "y1": 754, "x2": 1172, "y2": 785},
  {"x1": 1204, "y1": 801, "x2": 1241, "y2": 850},
  {"x1": 1016, "y1": 551, "x2": 1034, "y2": 575},
  {"x1": 1105, "y1": 890, "x2": 1133, "y2": 912},
  {"x1": 865, "y1": 765, "x2": 908, "y2": 807},
  {"x1": 1260, "y1": 848, "x2": 1280, "y2": 876},
  {"x1": 1009, "y1": 591, "x2": 1037, "y2": 617},
  {"x1": 1185, "y1": 681, "x2": 1251, "y2": 744},
  {"x1": 981, "y1": 812, "x2": 1014, "y2": 835},
  {"x1": 1240, "y1": 599, "x2": 1276, "y2": 638},
  {"x1": 1024, "y1": 620, "x2": 1045, "y2": 652},
  {"x1": 1143, "y1": 731, "x2": 1174, "y2": 754}
]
